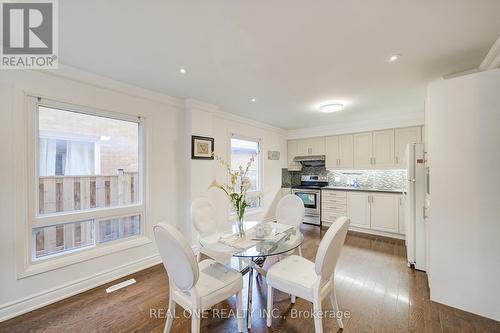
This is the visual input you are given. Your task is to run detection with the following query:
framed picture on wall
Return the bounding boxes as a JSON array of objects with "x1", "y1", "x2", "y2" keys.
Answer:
[{"x1": 191, "y1": 135, "x2": 214, "y2": 160}]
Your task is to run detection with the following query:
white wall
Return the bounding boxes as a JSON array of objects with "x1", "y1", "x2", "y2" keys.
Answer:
[
  {"x1": 0, "y1": 66, "x2": 287, "y2": 321},
  {"x1": 426, "y1": 69, "x2": 500, "y2": 321},
  {"x1": 0, "y1": 67, "x2": 187, "y2": 321},
  {"x1": 185, "y1": 100, "x2": 287, "y2": 241}
]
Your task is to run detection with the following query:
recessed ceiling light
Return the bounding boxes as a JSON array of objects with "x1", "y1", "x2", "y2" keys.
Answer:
[
  {"x1": 320, "y1": 103, "x2": 344, "y2": 113},
  {"x1": 179, "y1": 68, "x2": 187, "y2": 74},
  {"x1": 388, "y1": 54, "x2": 401, "y2": 62},
  {"x1": 250, "y1": 98, "x2": 257, "y2": 102}
]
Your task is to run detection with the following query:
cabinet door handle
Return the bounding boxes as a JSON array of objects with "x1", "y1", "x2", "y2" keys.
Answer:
[
  {"x1": 395, "y1": 156, "x2": 399, "y2": 164},
  {"x1": 373, "y1": 157, "x2": 376, "y2": 165},
  {"x1": 337, "y1": 159, "x2": 340, "y2": 165}
]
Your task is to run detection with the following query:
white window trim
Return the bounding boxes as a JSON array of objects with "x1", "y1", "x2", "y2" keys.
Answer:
[
  {"x1": 228, "y1": 133, "x2": 264, "y2": 215},
  {"x1": 17, "y1": 95, "x2": 150, "y2": 279}
]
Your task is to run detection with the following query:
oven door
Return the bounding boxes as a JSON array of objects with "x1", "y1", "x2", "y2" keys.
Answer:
[{"x1": 292, "y1": 189, "x2": 320, "y2": 215}]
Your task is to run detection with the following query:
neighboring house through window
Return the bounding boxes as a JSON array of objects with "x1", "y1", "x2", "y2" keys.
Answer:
[
  {"x1": 230, "y1": 135, "x2": 262, "y2": 211},
  {"x1": 31, "y1": 102, "x2": 143, "y2": 262}
]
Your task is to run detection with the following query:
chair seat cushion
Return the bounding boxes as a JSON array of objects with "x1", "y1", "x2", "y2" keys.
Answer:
[
  {"x1": 174, "y1": 259, "x2": 243, "y2": 310},
  {"x1": 267, "y1": 255, "x2": 319, "y2": 301}
]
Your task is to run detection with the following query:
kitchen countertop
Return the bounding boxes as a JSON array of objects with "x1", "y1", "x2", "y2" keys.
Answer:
[{"x1": 321, "y1": 186, "x2": 404, "y2": 194}]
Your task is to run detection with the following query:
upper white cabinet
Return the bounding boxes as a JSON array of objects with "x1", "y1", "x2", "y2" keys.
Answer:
[
  {"x1": 353, "y1": 132, "x2": 373, "y2": 169},
  {"x1": 325, "y1": 136, "x2": 339, "y2": 169},
  {"x1": 287, "y1": 126, "x2": 423, "y2": 170},
  {"x1": 394, "y1": 127, "x2": 422, "y2": 168},
  {"x1": 372, "y1": 129, "x2": 395, "y2": 168},
  {"x1": 370, "y1": 193, "x2": 399, "y2": 233},
  {"x1": 297, "y1": 137, "x2": 325, "y2": 155},
  {"x1": 287, "y1": 140, "x2": 302, "y2": 171},
  {"x1": 325, "y1": 135, "x2": 353, "y2": 169}
]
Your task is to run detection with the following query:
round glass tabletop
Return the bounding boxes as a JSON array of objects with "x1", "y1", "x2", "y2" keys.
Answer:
[{"x1": 200, "y1": 221, "x2": 304, "y2": 258}]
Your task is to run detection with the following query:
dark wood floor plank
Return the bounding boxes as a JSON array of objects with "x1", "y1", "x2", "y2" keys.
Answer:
[{"x1": 1, "y1": 224, "x2": 499, "y2": 333}]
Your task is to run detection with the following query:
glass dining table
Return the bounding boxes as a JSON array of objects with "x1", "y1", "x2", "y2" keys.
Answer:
[{"x1": 199, "y1": 221, "x2": 304, "y2": 329}]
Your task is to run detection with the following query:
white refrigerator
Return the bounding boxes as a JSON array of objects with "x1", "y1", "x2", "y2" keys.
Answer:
[{"x1": 405, "y1": 143, "x2": 427, "y2": 271}]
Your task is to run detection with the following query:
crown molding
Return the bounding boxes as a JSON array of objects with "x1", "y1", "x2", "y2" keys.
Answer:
[
  {"x1": 184, "y1": 98, "x2": 219, "y2": 113},
  {"x1": 35, "y1": 64, "x2": 184, "y2": 108},
  {"x1": 480, "y1": 35, "x2": 500, "y2": 71},
  {"x1": 185, "y1": 98, "x2": 286, "y2": 136},
  {"x1": 286, "y1": 110, "x2": 424, "y2": 139}
]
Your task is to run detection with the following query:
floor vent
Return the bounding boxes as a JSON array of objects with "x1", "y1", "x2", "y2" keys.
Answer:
[{"x1": 106, "y1": 278, "x2": 136, "y2": 293}]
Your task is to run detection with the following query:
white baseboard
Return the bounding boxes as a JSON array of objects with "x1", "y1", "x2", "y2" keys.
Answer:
[
  {"x1": 322, "y1": 222, "x2": 405, "y2": 240},
  {"x1": 348, "y1": 226, "x2": 405, "y2": 240},
  {"x1": 0, "y1": 254, "x2": 161, "y2": 322}
]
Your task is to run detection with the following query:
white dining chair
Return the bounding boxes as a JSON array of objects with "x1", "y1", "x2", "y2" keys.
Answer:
[
  {"x1": 191, "y1": 198, "x2": 218, "y2": 261},
  {"x1": 153, "y1": 223, "x2": 244, "y2": 333},
  {"x1": 275, "y1": 194, "x2": 305, "y2": 257},
  {"x1": 266, "y1": 216, "x2": 350, "y2": 333}
]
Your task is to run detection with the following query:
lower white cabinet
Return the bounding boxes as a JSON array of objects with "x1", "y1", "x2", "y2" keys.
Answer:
[
  {"x1": 346, "y1": 192, "x2": 371, "y2": 228},
  {"x1": 370, "y1": 193, "x2": 399, "y2": 233},
  {"x1": 322, "y1": 190, "x2": 405, "y2": 238}
]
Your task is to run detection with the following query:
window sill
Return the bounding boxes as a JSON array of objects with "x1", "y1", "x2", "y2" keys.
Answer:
[{"x1": 18, "y1": 236, "x2": 152, "y2": 279}]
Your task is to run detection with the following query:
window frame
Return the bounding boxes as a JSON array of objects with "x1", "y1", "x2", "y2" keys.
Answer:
[
  {"x1": 19, "y1": 95, "x2": 150, "y2": 278},
  {"x1": 228, "y1": 133, "x2": 263, "y2": 214}
]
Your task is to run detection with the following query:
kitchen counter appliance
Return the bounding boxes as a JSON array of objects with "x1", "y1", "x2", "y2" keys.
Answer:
[{"x1": 291, "y1": 175, "x2": 328, "y2": 226}]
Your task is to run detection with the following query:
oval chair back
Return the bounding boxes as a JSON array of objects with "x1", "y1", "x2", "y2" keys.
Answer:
[
  {"x1": 191, "y1": 198, "x2": 217, "y2": 235},
  {"x1": 314, "y1": 216, "x2": 350, "y2": 281},
  {"x1": 153, "y1": 223, "x2": 199, "y2": 291},
  {"x1": 276, "y1": 194, "x2": 305, "y2": 229}
]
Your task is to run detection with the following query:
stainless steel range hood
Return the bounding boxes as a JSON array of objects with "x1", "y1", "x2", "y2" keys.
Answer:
[{"x1": 293, "y1": 155, "x2": 325, "y2": 167}]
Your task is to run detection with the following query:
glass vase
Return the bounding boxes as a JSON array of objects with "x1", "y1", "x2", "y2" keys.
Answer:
[{"x1": 235, "y1": 211, "x2": 246, "y2": 238}]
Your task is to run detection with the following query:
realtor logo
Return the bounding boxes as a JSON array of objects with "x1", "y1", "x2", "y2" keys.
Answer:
[{"x1": 1, "y1": 0, "x2": 58, "y2": 69}]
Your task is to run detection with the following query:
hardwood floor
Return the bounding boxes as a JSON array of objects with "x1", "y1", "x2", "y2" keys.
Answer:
[{"x1": 1, "y1": 224, "x2": 499, "y2": 333}]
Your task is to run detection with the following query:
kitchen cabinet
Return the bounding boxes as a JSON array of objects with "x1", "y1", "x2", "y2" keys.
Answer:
[
  {"x1": 353, "y1": 132, "x2": 373, "y2": 169},
  {"x1": 347, "y1": 192, "x2": 370, "y2": 228},
  {"x1": 297, "y1": 137, "x2": 325, "y2": 156},
  {"x1": 323, "y1": 190, "x2": 405, "y2": 237},
  {"x1": 370, "y1": 193, "x2": 399, "y2": 233},
  {"x1": 398, "y1": 194, "x2": 406, "y2": 234},
  {"x1": 325, "y1": 135, "x2": 354, "y2": 169},
  {"x1": 321, "y1": 190, "x2": 347, "y2": 225},
  {"x1": 287, "y1": 140, "x2": 302, "y2": 171},
  {"x1": 394, "y1": 127, "x2": 422, "y2": 168},
  {"x1": 372, "y1": 129, "x2": 395, "y2": 168}
]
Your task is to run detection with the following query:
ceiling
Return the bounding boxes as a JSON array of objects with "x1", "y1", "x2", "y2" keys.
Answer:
[{"x1": 59, "y1": 0, "x2": 500, "y2": 129}]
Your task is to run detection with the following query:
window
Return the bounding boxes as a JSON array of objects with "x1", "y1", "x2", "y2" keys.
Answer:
[
  {"x1": 31, "y1": 101, "x2": 143, "y2": 260},
  {"x1": 230, "y1": 136, "x2": 262, "y2": 210}
]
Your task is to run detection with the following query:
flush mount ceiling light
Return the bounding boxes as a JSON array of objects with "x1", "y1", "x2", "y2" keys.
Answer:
[
  {"x1": 250, "y1": 98, "x2": 257, "y2": 102},
  {"x1": 388, "y1": 54, "x2": 401, "y2": 62},
  {"x1": 179, "y1": 68, "x2": 187, "y2": 74},
  {"x1": 319, "y1": 103, "x2": 344, "y2": 113}
]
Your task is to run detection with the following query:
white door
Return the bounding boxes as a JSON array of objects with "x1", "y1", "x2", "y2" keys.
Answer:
[
  {"x1": 297, "y1": 138, "x2": 315, "y2": 155},
  {"x1": 347, "y1": 192, "x2": 370, "y2": 228},
  {"x1": 371, "y1": 193, "x2": 399, "y2": 233},
  {"x1": 395, "y1": 127, "x2": 422, "y2": 168},
  {"x1": 353, "y1": 132, "x2": 373, "y2": 169},
  {"x1": 338, "y1": 134, "x2": 354, "y2": 168},
  {"x1": 309, "y1": 137, "x2": 326, "y2": 155},
  {"x1": 372, "y1": 129, "x2": 395, "y2": 168},
  {"x1": 325, "y1": 136, "x2": 340, "y2": 169},
  {"x1": 398, "y1": 194, "x2": 406, "y2": 234},
  {"x1": 287, "y1": 140, "x2": 301, "y2": 171}
]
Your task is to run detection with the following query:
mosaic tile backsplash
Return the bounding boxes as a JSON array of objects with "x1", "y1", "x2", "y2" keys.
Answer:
[{"x1": 282, "y1": 166, "x2": 405, "y2": 191}]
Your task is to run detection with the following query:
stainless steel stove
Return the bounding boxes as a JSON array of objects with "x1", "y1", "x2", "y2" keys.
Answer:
[{"x1": 291, "y1": 175, "x2": 328, "y2": 226}]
